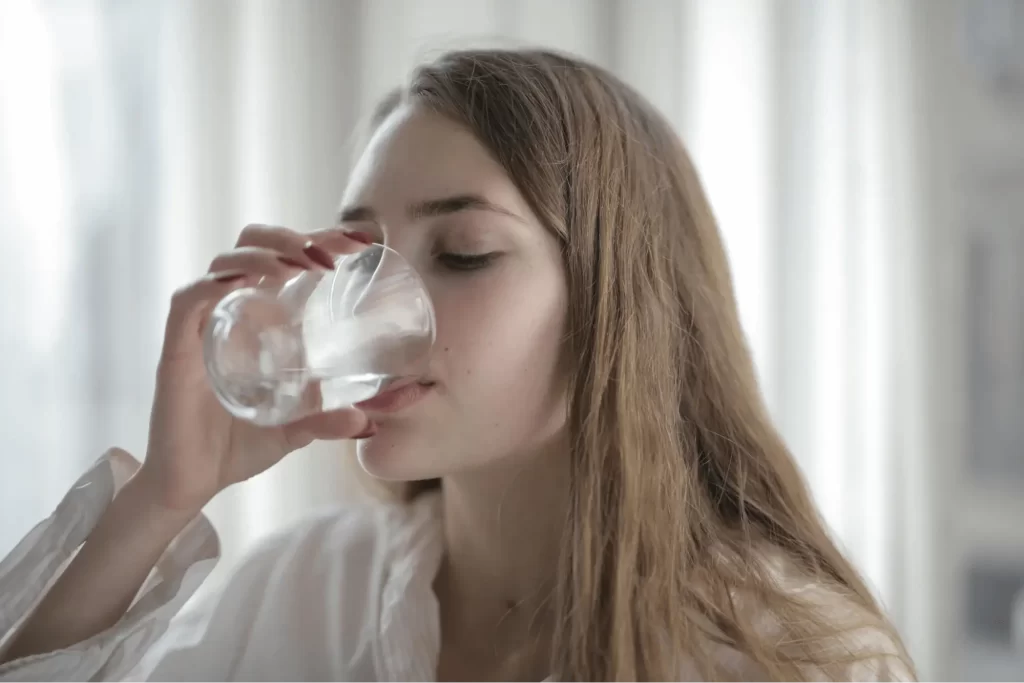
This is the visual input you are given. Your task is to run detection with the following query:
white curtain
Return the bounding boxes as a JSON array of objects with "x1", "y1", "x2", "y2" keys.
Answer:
[{"x1": 0, "y1": 0, "x2": 939, "y2": 676}]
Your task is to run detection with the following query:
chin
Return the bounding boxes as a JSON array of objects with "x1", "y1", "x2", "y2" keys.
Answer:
[{"x1": 355, "y1": 424, "x2": 442, "y2": 483}]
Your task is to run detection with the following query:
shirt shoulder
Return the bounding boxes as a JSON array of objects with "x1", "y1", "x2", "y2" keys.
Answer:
[{"x1": 763, "y1": 553, "x2": 916, "y2": 681}]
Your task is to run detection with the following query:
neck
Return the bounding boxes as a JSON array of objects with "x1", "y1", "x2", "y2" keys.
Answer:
[{"x1": 434, "y1": 440, "x2": 570, "y2": 680}]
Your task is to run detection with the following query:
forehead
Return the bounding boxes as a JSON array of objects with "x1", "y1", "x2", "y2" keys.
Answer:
[{"x1": 341, "y1": 104, "x2": 527, "y2": 217}]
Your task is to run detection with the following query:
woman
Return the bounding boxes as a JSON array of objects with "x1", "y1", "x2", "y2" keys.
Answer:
[{"x1": 0, "y1": 48, "x2": 914, "y2": 681}]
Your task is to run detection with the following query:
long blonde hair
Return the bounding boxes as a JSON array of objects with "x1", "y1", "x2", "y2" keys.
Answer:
[{"x1": 367, "y1": 48, "x2": 914, "y2": 681}]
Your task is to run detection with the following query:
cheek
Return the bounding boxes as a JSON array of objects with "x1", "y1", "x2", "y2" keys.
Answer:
[{"x1": 432, "y1": 266, "x2": 567, "y2": 428}]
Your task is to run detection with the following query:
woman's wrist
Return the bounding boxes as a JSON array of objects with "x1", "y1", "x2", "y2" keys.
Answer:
[{"x1": 115, "y1": 469, "x2": 209, "y2": 540}]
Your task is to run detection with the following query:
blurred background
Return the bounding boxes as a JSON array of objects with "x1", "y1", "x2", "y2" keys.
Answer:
[{"x1": 0, "y1": 0, "x2": 1021, "y2": 679}]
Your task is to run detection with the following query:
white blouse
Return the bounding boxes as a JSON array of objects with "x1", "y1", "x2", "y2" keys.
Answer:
[{"x1": 0, "y1": 449, "x2": 911, "y2": 681}]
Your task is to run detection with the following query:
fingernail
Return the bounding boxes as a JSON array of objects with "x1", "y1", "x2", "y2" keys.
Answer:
[
  {"x1": 278, "y1": 256, "x2": 308, "y2": 269},
  {"x1": 343, "y1": 231, "x2": 376, "y2": 245},
  {"x1": 212, "y1": 271, "x2": 247, "y2": 283},
  {"x1": 303, "y1": 241, "x2": 336, "y2": 270},
  {"x1": 353, "y1": 421, "x2": 378, "y2": 439}
]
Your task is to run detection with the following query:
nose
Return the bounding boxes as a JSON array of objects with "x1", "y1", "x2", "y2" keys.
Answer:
[{"x1": 353, "y1": 244, "x2": 383, "y2": 273}]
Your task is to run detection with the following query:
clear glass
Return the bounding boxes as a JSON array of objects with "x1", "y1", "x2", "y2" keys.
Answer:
[{"x1": 203, "y1": 244, "x2": 435, "y2": 426}]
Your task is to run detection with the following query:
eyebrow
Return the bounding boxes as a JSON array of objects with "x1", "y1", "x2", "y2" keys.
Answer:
[{"x1": 338, "y1": 193, "x2": 522, "y2": 224}]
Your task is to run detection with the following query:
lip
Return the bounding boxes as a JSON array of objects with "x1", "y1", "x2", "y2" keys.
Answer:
[{"x1": 354, "y1": 379, "x2": 434, "y2": 414}]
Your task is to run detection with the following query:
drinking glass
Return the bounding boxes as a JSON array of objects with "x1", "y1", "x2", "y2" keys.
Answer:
[{"x1": 203, "y1": 244, "x2": 435, "y2": 426}]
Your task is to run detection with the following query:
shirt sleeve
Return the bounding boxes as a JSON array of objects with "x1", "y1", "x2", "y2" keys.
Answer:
[{"x1": 0, "y1": 448, "x2": 220, "y2": 681}]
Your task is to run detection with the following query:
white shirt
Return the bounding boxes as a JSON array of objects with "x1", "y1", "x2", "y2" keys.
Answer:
[{"x1": 0, "y1": 449, "x2": 910, "y2": 681}]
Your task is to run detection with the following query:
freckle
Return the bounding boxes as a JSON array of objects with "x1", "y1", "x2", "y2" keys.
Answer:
[{"x1": 444, "y1": 347, "x2": 450, "y2": 352}]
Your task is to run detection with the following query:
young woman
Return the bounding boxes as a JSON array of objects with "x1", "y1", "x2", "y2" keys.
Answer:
[{"x1": 0, "y1": 48, "x2": 915, "y2": 681}]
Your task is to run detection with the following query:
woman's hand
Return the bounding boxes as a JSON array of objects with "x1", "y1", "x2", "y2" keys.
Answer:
[
  {"x1": 135, "y1": 224, "x2": 373, "y2": 514},
  {"x1": 2, "y1": 225, "x2": 378, "y2": 664}
]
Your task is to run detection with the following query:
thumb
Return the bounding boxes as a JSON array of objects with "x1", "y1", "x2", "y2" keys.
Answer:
[{"x1": 283, "y1": 408, "x2": 372, "y2": 444}]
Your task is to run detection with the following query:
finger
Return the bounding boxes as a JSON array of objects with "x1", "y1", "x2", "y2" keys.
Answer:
[
  {"x1": 307, "y1": 225, "x2": 377, "y2": 255},
  {"x1": 207, "y1": 246, "x2": 309, "y2": 277},
  {"x1": 161, "y1": 271, "x2": 258, "y2": 358},
  {"x1": 236, "y1": 223, "x2": 310, "y2": 251},
  {"x1": 236, "y1": 224, "x2": 325, "y2": 268},
  {"x1": 236, "y1": 223, "x2": 371, "y2": 268},
  {"x1": 284, "y1": 407, "x2": 372, "y2": 443}
]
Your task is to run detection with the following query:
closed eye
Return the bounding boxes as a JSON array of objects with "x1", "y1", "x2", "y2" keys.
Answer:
[{"x1": 437, "y1": 252, "x2": 500, "y2": 272}]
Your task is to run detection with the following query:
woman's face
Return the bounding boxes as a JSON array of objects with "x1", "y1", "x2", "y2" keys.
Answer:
[{"x1": 341, "y1": 103, "x2": 568, "y2": 482}]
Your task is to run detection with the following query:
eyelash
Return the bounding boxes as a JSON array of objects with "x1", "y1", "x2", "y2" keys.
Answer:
[{"x1": 436, "y1": 252, "x2": 498, "y2": 272}]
